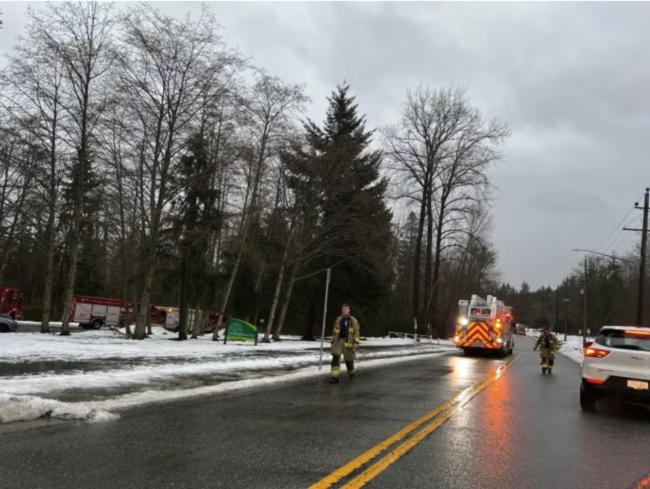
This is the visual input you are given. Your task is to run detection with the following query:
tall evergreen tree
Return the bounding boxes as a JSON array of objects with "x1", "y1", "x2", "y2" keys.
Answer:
[{"x1": 287, "y1": 83, "x2": 393, "y2": 338}]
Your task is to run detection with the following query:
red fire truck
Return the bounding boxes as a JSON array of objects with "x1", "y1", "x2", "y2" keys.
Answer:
[
  {"x1": 0, "y1": 287, "x2": 23, "y2": 320},
  {"x1": 70, "y1": 295, "x2": 123, "y2": 329}
]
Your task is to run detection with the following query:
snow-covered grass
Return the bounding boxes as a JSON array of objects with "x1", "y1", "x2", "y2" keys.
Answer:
[
  {"x1": 4, "y1": 327, "x2": 445, "y2": 362},
  {"x1": 0, "y1": 328, "x2": 455, "y2": 424},
  {"x1": 558, "y1": 335, "x2": 584, "y2": 364}
]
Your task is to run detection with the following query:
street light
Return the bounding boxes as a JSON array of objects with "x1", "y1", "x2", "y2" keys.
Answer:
[
  {"x1": 572, "y1": 248, "x2": 635, "y2": 264},
  {"x1": 315, "y1": 258, "x2": 349, "y2": 371}
]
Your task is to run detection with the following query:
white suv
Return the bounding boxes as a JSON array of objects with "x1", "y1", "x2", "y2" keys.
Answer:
[{"x1": 580, "y1": 326, "x2": 650, "y2": 411}]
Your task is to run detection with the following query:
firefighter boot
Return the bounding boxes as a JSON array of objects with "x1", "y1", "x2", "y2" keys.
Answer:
[
  {"x1": 330, "y1": 355, "x2": 341, "y2": 384},
  {"x1": 346, "y1": 360, "x2": 355, "y2": 380}
]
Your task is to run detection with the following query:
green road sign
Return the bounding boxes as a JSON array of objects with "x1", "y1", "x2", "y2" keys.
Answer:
[{"x1": 224, "y1": 317, "x2": 258, "y2": 345}]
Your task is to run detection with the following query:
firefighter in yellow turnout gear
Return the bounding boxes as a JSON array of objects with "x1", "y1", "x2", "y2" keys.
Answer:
[
  {"x1": 533, "y1": 327, "x2": 560, "y2": 373},
  {"x1": 330, "y1": 304, "x2": 361, "y2": 384}
]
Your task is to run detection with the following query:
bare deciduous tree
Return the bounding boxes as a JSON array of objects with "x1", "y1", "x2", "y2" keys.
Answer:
[
  {"x1": 384, "y1": 86, "x2": 508, "y2": 335},
  {"x1": 0, "y1": 10, "x2": 67, "y2": 333}
]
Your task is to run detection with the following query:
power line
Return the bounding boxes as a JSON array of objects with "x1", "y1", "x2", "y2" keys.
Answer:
[
  {"x1": 603, "y1": 213, "x2": 639, "y2": 253},
  {"x1": 596, "y1": 207, "x2": 635, "y2": 252},
  {"x1": 606, "y1": 214, "x2": 640, "y2": 253},
  {"x1": 596, "y1": 192, "x2": 645, "y2": 253}
]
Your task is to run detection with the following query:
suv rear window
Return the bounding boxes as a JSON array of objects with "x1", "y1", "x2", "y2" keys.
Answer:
[{"x1": 596, "y1": 329, "x2": 650, "y2": 352}]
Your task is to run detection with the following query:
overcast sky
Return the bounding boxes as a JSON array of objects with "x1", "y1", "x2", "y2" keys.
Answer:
[{"x1": 1, "y1": 2, "x2": 648, "y2": 289}]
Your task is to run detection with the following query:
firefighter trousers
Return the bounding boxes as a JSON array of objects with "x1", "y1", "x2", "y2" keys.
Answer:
[
  {"x1": 539, "y1": 349, "x2": 556, "y2": 366},
  {"x1": 331, "y1": 342, "x2": 356, "y2": 379}
]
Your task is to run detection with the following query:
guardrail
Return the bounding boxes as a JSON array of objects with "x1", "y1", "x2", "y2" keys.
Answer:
[{"x1": 388, "y1": 330, "x2": 440, "y2": 344}]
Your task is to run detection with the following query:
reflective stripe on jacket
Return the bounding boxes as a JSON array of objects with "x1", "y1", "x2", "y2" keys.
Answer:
[
  {"x1": 535, "y1": 333, "x2": 560, "y2": 351},
  {"x1": 332, "y1": 315, "x2": 361, "y2": 348}
]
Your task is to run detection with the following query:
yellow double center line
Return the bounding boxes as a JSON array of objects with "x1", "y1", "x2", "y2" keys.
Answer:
[{"x1": 309, "y1": 355, "x2": 520, "y2": 489}]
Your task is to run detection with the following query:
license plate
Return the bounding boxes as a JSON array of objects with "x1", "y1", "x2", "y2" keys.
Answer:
[
  {"x1": 627, "y1": 380, "x2": 649, "y2": 391},
  {"x1": 472, "y1": 341, "x2": 483, "y2": 348}
]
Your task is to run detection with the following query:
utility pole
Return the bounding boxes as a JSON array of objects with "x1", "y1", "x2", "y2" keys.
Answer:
[
  {"x1": 318, "y1": 267, "x2": 332, "y2": 371},
  {"x1": 582, "y1": 257, "x2": 587, "y2": 346},
  {"x1": 638, "y1": 189, "x2": 649, "y2": 326},
  {"x1": 624, "y1": 187, "x2": 649, "y2": 326}
]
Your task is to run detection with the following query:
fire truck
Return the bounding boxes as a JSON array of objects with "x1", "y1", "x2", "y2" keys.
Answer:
[
  {"x1": 454, "y1": 295, "x2": 515, "y2": 356},
  {"x1": 0, "y1": 287, "x2": 23, "y2": 320},
  {"x1": 70, "y1": 295, "x2": 123, "y2": 329},
  {"x1": 157, "y1": 307, "x2": 222, "y2": 333}
]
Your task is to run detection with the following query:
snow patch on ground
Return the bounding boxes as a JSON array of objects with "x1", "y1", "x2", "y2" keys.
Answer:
[
  {"x1": 0, "y1": 330, "x2": 455, "y2": 424},
  {"x1": 0, "y1": 350, "x2": 451, "y2": 424},
  {"x1": 0, "y1": 394, "x2": 117, "y2": 424},
  {"x1": 559, "y1": 335, "x2": 584, "y2": 364}
]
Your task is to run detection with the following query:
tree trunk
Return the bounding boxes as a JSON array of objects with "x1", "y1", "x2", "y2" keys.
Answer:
[
  {"x1": 252, "y1": 259, "x2": 265, "y2": 327},
  {"x1": 40, "y1": 168, "x2": 57, "y2": 334},
  {"x1": 412, "y1": 187, "x2": 427, "y2": 330},
  {"x1": 178, "y1": 254, "x2": 189, "y2": 341},
  {"x1": 273, "y1": 267, "x2": 296, "y2": 340},
  {"x1": 40, "y1": 220, "x2": 56, "y2": 334},
  {"x1": 60, "y1": 144, "x2": 88, "y2": 336},
  {"x1": 302, "y1": 296, "x2": 317, "y2": 341},
  {"x1": 191, "y1": 308, "x2": 204, "y2": 339},
  {"x1": 59, "y1": 223, "x2": 81, "y2": 336},
  {"x1": 134, "y1": 255, "x2": 155, "y2": 340},
  {"x1": 423, "y1": 189, "x2": 434, "y2": 329},
  {"x1": 431, "y1": 198, "x2": 446, "y2": 338},
  {"x1": 221, "y1": 141, "x2": 267, "y2": 312},
  {"x1": 264, "y1": 238, "x2": 291, "y2": 341},
  {"x1": 122, "y1": 287, "x2": 132, "y2": 338}
]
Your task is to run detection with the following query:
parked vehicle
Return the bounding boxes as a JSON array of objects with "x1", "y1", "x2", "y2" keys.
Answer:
[
  {"x1": 0, "y1": 316, "x2": 18, "y2": 332},
  {"x1": 515, "y1": 323, "x2": 527, "y2": 335},
  {"x1": 70, "y1": 295, "x2": 122, "y2": 329},
  {"x1": 580, "y1": 326, "x2": 650, "y2": 411},
  {"x1": 0, "y1": 286, "x2": 23, "y2": 320},
  {"x1": 158, "y1": 307, "x2": 223, "y2": 333}
]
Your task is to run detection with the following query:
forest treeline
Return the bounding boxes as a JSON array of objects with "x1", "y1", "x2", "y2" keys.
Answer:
[
  {"x1": 500, "y1": 251, "x2": 649, "y2": 336},
  {"x1": 6, "y1": 3, "x2": 640, "y2": 341}
]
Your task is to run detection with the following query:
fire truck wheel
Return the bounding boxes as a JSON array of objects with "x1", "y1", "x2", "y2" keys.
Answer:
[{"x1": 92, "y1": 319, "x2": 103, "y2": 330}]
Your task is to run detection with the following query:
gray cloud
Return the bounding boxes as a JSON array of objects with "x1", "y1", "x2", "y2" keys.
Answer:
[{"x1": 2, "y1": 1, "x2": 649, "y2": 288}]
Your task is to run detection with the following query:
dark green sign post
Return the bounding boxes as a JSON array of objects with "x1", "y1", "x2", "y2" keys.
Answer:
[{"x1": 223, "y1": 317, "x2": 258, "y2": 345}]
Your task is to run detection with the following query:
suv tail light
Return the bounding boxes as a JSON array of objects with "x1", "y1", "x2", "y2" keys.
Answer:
[{"x1": 584, "y1": 346, "x2": 610, "y2": 358}]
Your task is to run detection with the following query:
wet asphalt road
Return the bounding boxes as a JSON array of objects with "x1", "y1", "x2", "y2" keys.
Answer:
[{"x1": 1, "y1": 336, "x2": 649, "y2": 489}]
